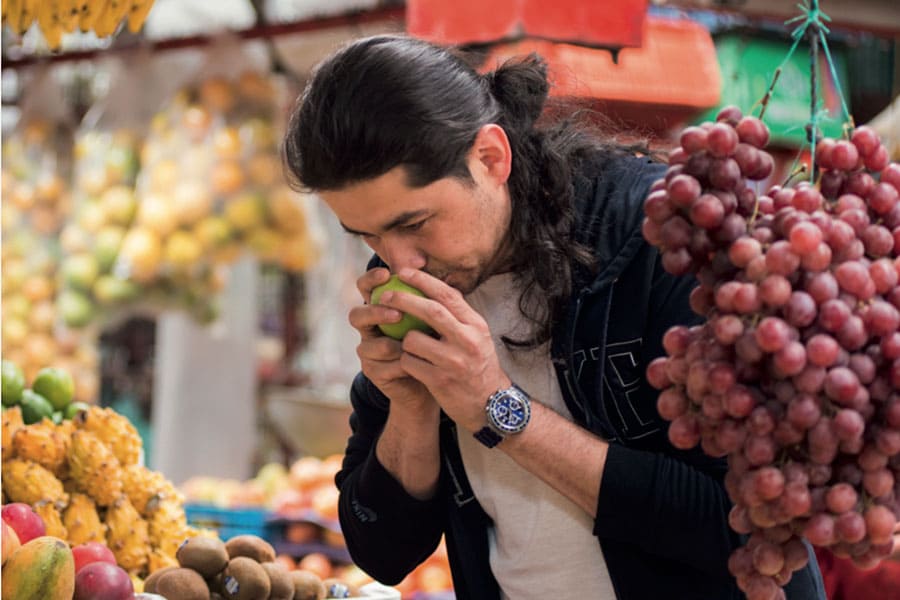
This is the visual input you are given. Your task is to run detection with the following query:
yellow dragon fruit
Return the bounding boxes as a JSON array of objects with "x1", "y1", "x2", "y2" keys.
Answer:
[
  {"x1": 148, "y1": 498, "x2": 190, "y2": 558},
  {"x1": 122, "y1": 464, "x2": 178, "y2": 516},
  {"x1": 12, "y1": 418, "x2": 69, "y2": 477},
  {"x1": 33, "y1": 499, "x2": 68, "y2": 539},
  {"x1": 2, "y1": 406, "x2": 23, "y2": 460},
  {"x1": 106, "y1": 495, "x2": 150, "y2": 573},
  {"x1": 63, "y1": 493, "x2": 108, "y2": 545},
  {"x1": 68, "y1": 430, "x2": 123, "y2": 506},
  {"x1": 74, "y1": 407, "x2": 142, "y2": 466},
  {"x1": 2, "y1": 458, "x2": 68, "y2": 505},
  {"x1": 147, "y1": 548, "x2": 179, "y2": 574}
]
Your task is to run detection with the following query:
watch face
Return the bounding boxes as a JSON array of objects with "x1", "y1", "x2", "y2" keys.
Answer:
[{"x1": 489, "y1": 391, "x2": 531, "y2": 434}]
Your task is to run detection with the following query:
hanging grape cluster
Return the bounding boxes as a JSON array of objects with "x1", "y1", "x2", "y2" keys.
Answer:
[{"x1": 643, "y1": 106, "x2": 900, "y2": 600}]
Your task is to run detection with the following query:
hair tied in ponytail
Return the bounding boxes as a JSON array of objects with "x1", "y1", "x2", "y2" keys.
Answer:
[{"x1": 484, "y1": 53, "x2": 550, "y2": 130}]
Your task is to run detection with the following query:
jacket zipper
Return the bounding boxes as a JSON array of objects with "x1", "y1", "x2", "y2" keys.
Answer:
[{"x1": 567, "y1": 291, "x2": 593, "y2": 430}]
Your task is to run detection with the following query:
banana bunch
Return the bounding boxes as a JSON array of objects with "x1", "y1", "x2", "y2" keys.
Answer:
[{"x1": 1, "y1": 0, "x2": 155, "y2": 49}]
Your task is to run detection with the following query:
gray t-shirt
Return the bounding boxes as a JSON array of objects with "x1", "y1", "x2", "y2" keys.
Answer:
[{"x1": 458, "y1": 273, "x2": 616, "y2": 600}]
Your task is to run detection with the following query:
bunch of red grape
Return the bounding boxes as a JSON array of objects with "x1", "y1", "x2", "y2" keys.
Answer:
[{"x1": 643, "y1": 105, "x2": 900, "y2": 600}]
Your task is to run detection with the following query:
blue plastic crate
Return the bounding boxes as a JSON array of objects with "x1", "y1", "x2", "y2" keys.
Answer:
[{"x1": 184, "y1": 503, "x2": 274, "y2": 541}]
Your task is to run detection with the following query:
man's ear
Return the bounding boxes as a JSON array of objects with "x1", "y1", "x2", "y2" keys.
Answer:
[{"x1": 468, "y1": 124, "x2": 512, "y2": 186}]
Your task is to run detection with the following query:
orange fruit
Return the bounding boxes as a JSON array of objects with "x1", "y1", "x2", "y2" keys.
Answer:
[
  {"x1": 199, "y1": 77, "x2": 236, "y2": 113},
  {"x1": 211, "y1": 161, "x2": 245, "y2": 196},
  {"x1": 417, "y1": 563, "x2": 452, "y2": 592},
  {"x1": 149, "y1": 159, "x2": 180, "y2": 193},
  {"x1": 22, "y1": 276, "x2": 54, "y2": 303},
  {"x1": 213, "y1": 127, "x2": 242, "y2": 160},
  {"x1": 11, "y1": 183, "x2": 36, "y2": 210},
  {"x1": 35, "y1": 174, "x2": 64, "y2": 204},
  {"x1": 136, "y1": 194, "x2": 177, "y2": 237},
  {"x1": 269, "y1": 188, "x2": 307, "y2": 233},
  {"x1": 297, "y1": 553, "x2": 332, "y2": 580},
  {"x1": 119, "y1": 228, "x2": 163, "y2": 282},
  {"x1": 28, "y1": 301, "x2": 56, "y2": 333},
  {"x1": 246, "y1": 154, "x2": 279, "y2": 188},
  {"x1": 172, "y1": 180, "x2": 213, "y2": 226}
]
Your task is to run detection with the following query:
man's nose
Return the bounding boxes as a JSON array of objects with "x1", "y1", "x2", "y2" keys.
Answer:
[{"x1": 379, "y1": 237, "x2": 426, "y2": 272}]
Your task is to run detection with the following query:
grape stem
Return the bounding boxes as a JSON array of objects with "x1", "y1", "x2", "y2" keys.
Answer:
[{"x1": 755, "y1": 68, "x2": 781, "y2": 121}]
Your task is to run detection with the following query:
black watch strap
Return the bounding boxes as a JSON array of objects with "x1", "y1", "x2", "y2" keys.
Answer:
[{"x1": 473, "y1": 426, "x2": 503, "y2": 448}]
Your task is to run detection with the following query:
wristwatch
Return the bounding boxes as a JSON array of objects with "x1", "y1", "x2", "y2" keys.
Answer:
[{"x1": 473, "y1": 383, "x2": 532, "y2": 448}]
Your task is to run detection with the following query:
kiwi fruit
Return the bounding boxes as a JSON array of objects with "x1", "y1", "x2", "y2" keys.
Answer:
[
  {"x1": 291, "y1": 569, "x2": 327, "y2": 600},
  {"x1": 143, "y1": 566, "x2": 178, "y2": 594},
  {"x1": 220, "y1": 556, "x2": 272, "y2": 600},
  {"x1": 176, "y1": 535, "x2": 229, "y2": 578},
  {"x1": 224, "y1": 534, "x2": 276, "y2": 563},
  {"x1": 262, "y1": 561, "x2": 295, "y2": 600},
  {"x1": 153, "y1": 567, "x2": 210, "y2": 600}
]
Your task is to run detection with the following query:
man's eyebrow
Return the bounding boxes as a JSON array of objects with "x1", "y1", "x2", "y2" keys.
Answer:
[{"x1": 339, "y1": 210, "x2": 429, "y2": 236}]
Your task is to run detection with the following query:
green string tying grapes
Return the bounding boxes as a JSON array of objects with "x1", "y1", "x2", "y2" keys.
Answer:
[{"x1": 756, "y1": 0, "x2": 854, "y2": 184}]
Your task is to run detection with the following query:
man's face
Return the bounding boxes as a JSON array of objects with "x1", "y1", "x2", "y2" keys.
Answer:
[{"x1": 320, "y1": 160, "x2": 511, "y2": 294}]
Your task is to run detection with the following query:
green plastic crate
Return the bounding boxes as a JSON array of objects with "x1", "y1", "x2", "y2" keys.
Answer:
[{"x1": 696, "y1": 32, "x2": 851, "y2": 147}]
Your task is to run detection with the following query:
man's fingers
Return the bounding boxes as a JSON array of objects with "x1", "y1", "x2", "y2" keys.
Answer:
[
  {"x1": 357, "y1": 336, "x2": 403, "y2": 362},
  {"x1": 356, "y1": 267, "x2": 392, "y2": 302},
  {"x1": 397, "y1": 269, "x2": 483, "y2": 325},
  {"x1": 349, "y1": 304, "x2": 403, "y2": 338}
]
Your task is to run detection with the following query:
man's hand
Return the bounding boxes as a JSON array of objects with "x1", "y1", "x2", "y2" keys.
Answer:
[
  {"x1": 350, "y1": 267, "x2": 435, "y2": 409},
  {"x1": 374, "y1": 269, "x2": 511, "y2": 433},
  {"x1": 351, "y1": 267, "x2": 442, "y2": 500}
]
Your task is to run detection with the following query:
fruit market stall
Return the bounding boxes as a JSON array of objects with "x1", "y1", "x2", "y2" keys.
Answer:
[{"x1": 3, "y1": 1, "x2": 898, "y2": 600}]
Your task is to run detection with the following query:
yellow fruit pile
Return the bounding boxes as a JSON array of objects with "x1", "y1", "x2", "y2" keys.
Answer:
[
  {"x1": 2, "y1": 118, "x2": 72, "y2": 236},
  {"x1": 1, "y1": 0, "x2": 156, "y2": 49},
  {"x1": 1, "y1": 123, "x2": 99, "y2": 400},
  {"x1": 1, "y1": 404, "x2": 194, "y2": 577},
  {"x1": 58, "y1": 128, "x2": 143, "y2": 329},
  {"x1": 127, "y1": 70, "x2": 319, "y2": 289}
]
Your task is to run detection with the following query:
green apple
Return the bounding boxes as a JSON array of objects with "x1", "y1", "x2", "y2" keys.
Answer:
[
  {"x1": 61, "y1": 253, "x2": 100, "y2": 291},
  {"x1": 1, "y1": 360, "x2": 25, "y2": 406},
  {"x1": 57, "y1": 290, "x2": 95, "y2": 328},
  {"x1": 370, "y1": 275, "x2": 435, "y2": 340},
  {"x1": 64, "y1": 401, "x2": 91, "y2": 420},
  {"x1": 19, "y1": 390, "x2": 54, "y2": 424},
  {"x1": 32, "y1": 367, "x2": 75, "y2": 411},
  {"x1": 93, "y1": 275, "x2": 140, "y2": 305}
]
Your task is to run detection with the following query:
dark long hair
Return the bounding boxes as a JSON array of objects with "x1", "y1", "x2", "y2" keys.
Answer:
[{"x1": 283, "y1": 35, "x2": 635, "y2": 347}]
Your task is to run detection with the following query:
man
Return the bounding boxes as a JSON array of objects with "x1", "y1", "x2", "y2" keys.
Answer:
[{"x1": 283, "y1": 35, "x2": 825, "y2": 599}]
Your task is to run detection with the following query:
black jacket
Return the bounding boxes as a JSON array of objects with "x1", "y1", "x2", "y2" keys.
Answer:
[{"x1": 335, "y1": 154, "x2": 826, "y2": 599}]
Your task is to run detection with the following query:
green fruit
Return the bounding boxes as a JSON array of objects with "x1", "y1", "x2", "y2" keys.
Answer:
[
  {"x1": 370, "y1": 275, "x2": 434, "y2": 340},
  {"x1": 61, "y1": 253, "x2": 100, "y2": 291},
  {"x1": 93, "y1": 275, "x2": 140, "y2": 305},
  {"x1": 31, "y1": 367, "x2": 75, "y2": 411},
  {"x1": 93, "y1": 227, "x2": 126, "y2": 272},
  {"x1": 51, "y1": 411, "x2": 63, "y2": 425},
  {"x1": 64, "y1": 402, "x2": 91, "y2": 420},
  {"x1": 19, "y1": 390, "x2": 55, "y2": 424},
  {"x1": 1, "y1": 360, "x2": 26, "y2": 406},
  {"x1": 57, "y1": 290, "x2": 95, "y2": 328}
]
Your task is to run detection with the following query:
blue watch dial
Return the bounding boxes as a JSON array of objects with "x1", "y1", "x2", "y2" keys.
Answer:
[{"x1": 487, "y1": 386, "x2": 531, "y2": 434}]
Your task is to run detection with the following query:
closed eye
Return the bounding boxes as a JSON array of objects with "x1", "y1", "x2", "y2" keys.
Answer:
[{"x1": 400, "y1": 219, "x2": 427, "y2": 233}]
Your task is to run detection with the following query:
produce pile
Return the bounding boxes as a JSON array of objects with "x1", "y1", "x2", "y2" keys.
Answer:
[
  {"x1": 1, "y1": 0, "x2": 156, "y2": 48},
  {"x1": 2, "y1": 115, "x2": 100, "y2": 401},
  {"x1": 150, "y1": 533, "x2": 370, "y2": 600},
  {"x1": 58, "y1": 128, "x2": 143, "y2": 329},
  {"x1": 2, "y1": 360, "x2": 192, "y2": 582},
  {"x1": 642, "y1": 108, "x2": 900, "y2": 599}
]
